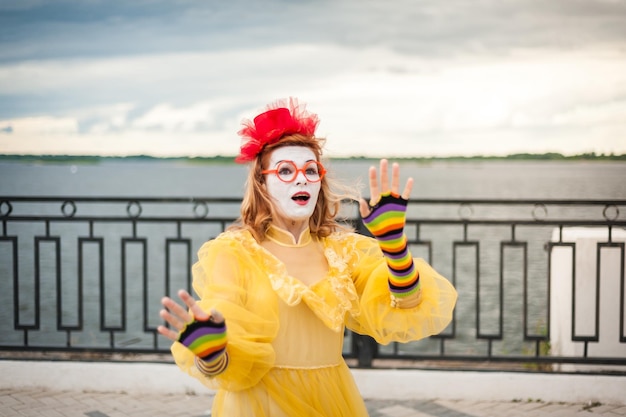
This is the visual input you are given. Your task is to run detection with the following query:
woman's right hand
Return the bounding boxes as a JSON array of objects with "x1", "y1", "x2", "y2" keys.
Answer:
[
  {"x1": 359, "y1": 158, "x2": 413, "y2": 218},
  {"x1": 158, "y1": 289, "x2": 224, "y2": 342}
]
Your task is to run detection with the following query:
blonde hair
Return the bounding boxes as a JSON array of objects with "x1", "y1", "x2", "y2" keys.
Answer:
[{"x1": 228, "y1": 134, "x2": 357, "y2": 241}]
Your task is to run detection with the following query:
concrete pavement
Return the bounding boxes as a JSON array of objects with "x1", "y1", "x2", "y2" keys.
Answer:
[
  {"x1": 2, "y1": 387, "x2": 626, "y2": 417},
  {"x1": 1, "y1": 359, "x2": 625, "y2": 416}
]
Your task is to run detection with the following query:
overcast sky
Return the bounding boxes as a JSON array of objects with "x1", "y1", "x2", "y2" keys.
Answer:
[{"x1": 1, "y1": 0, "x2": 625, "y2": 158}]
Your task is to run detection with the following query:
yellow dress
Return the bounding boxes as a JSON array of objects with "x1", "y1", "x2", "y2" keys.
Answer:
[{"x1": 171, "y1": 226, "x2": 457, "y2": 417}]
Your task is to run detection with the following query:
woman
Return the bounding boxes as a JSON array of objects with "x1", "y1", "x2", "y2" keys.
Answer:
[{"x1": 158, "y1": 98, "x2": 457, "y2": 416}]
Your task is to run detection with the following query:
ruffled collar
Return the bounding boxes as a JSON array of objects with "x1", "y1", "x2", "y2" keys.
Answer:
[
  {"x1": 266, "y1": 224, "x2": 312, "y2": 248},
  {"x1": 228, "y1": 229, "x2": 360, "y2": 332}
]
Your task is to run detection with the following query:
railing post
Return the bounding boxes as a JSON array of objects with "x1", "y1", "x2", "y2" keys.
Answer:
[{"x1": 352, "y1": 333, "x2": 378, "y2": 368}]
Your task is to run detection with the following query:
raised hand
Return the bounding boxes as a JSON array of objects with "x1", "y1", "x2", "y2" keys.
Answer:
[
  {"x1": 358, "y1": 159, "x2": 421, "y2": 308},
  {"x1": 158, "y1": 289, "x2": 223, "y2": 341},
  {"x1": 359, "y1": 159, "x2": 413, "y2": 217},
  {"x1": 159, "y1": 289, "x2": 229, "y2": 375}
]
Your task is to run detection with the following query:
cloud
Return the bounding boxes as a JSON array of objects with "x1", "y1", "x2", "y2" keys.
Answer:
[
  {"x1": 0, "y1": 129, "x2": 237, "y2": 157},
  {"x1": 552, "y1": 100, "x2": 626, "y2": 127},
  {"x1": 130, "y1": 102, "x2": 218, "y2": 132},
  {"x1": 0, "y1": 116, "x2": 78, "y2": 135},
  {"x1": 2, "y1": 0, "x2": 625, "y2": 62},
  {"x1": 2, "y1": 44, "x2": 626, "y2": 157},
  {"x1": 1, "y1": 0, "x2": 625, "y2": 157}
]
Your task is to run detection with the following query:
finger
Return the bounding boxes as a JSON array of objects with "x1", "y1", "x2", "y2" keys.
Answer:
[
  {"x1": 159, "y1": 308, "x2": 187, "y2": 331},
  {"x1": 402, "y1": 177, "x2": 414, "y2": 200},
  {"x1": 209, "y1": 308, "x2": 225, "y2": 324},
  {"x1": 359, "y1": 198, "x2": 371, "y2": 217},
  {"x1": 368, "y1": 166, "x2": 379, "y2": 206},
  {"x1": 178, "y1": 289, "x2": 209, "y2": 321},
  {"x1": 390, "y1": 162, "x2": 400, "y2": 195},
  {"x1": 157, "y1": 324, "x2": 179, "y2": 341},
  {"x1": 379, "y1": 159, "x2": 389, "y2": 193},
  {"x1": 161, "y1": 296, "x2": 192, "y2": 323}
]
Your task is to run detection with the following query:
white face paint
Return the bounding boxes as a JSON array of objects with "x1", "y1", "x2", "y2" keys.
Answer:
[{"x1": 264, "y1": 146, "x2": 322, "y2": 224}]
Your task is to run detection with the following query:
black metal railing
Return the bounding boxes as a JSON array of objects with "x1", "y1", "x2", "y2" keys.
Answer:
[{"x1": 1, "y1": 196, "x2": 625, "y2": 371}]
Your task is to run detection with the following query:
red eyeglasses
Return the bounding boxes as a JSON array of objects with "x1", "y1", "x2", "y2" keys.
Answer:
[{"x1": 262, "y1": 160, "x2": 326, "y2": 183}]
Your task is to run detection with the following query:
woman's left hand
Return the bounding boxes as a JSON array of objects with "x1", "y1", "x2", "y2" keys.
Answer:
[
  {"x1": 158, "y1": 289, "x2": 224, "y2": 342},
  {"x1": 359, "y1": 159, "x2": 414, "y2": 217}
]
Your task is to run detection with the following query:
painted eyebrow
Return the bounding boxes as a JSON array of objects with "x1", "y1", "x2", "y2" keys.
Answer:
[{"x1": 273, "y1": 159, "x2": 316, "y2": 166}]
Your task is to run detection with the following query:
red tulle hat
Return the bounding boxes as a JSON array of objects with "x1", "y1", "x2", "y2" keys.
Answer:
[{"x1": 235, "y1": 98, "x2": 320, "y2": 163}]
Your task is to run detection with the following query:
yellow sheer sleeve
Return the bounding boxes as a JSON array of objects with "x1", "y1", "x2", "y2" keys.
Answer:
[
  {"x1": 339, "y1": 234, "x2": 458, "y2": 345},
  {"x1": 171, "y1": 231, "x2": 279, "y2": 391}
]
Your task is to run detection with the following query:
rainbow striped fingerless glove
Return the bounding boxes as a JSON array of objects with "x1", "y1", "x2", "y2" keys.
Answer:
[
  {"x1": 362, "y1": 191, "x2": 421, "y2": 307},
  {"x1": 177, "y1": 316, "x2": 229, "y2": 377}
]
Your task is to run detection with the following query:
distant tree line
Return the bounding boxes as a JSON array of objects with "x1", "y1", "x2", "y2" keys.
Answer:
[
  {"x1": 0, "y1": 152, "x2": 625, "y2": 163},
  {"x1": 331, "y1": 152, "x2": 626, "y2": 162}
]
